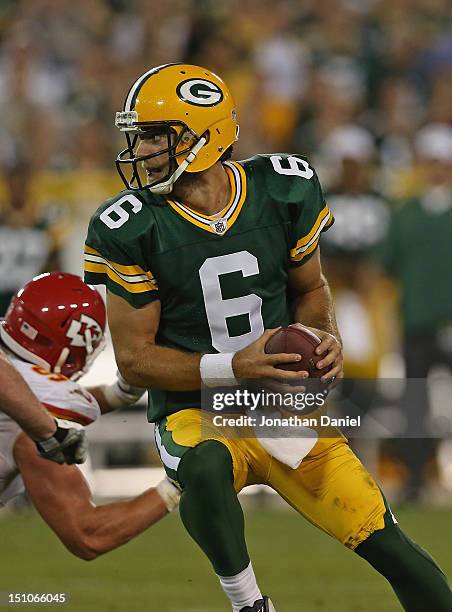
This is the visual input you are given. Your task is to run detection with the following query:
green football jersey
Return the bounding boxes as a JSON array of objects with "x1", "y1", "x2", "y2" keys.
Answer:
[{"x1": 84, "y1": 154, "x2": 333, "y2": 421}]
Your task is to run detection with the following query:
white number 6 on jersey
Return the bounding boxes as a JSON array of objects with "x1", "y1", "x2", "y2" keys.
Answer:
[
  {"x1": 270, "y1": 155, "x2": 314, "y2": 179},
  {"x1": 199, "y1": 252, "x2": 264, "y2": 352},
  {"x1": 100, "y1": 194, "x2": 143, "y2": 229}
]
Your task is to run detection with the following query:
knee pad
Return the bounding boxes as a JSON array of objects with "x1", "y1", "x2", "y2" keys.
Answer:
[{"x1": 178, "y1": 440, "x2": 233, "y2": 490}]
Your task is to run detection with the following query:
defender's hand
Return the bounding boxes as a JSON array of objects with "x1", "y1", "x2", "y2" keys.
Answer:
[
  {"x1": 232, "y1": 329, "x2": 305, "y2": 381},
  {"x1": 156, "y1": 478, "x2": 181, "y2": 512},
  {"x1": 87, "y1": 372, "x2": 147, "y2": 415},
  {"x1": 35, "y1": 418, "x2": 88, "y2": 465},
  {"x1": 290, "y1": 323, "x2": 343, "y2": 382}
]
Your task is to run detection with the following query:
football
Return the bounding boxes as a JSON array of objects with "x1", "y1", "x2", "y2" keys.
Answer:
[{"x1": 264, "y1": 325, "x2": 332, "y2": 378}]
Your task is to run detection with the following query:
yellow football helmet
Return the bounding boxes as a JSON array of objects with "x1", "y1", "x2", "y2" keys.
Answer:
[{"x1": 115, "y1": 63, "x2": 239, "y2": 194}]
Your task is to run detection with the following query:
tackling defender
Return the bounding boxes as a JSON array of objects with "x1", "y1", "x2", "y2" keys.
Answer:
[
  {"x1": 0, "y1": 272, "x2": 179, "y2": 560},
  {"x1": 0, "y1": 347, "x2": 88, "y2": 465},
  {"x1": 84, "y1": 64, "x2": 452, "y2": 610}
]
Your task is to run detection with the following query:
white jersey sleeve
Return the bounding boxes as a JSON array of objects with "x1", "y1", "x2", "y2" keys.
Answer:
[
  {"x1": 0, "y1": 353, "x2": 101, "y2": 506},
  {"x1": 5, "y1": 353, "x2": 101, "y2": 426}
]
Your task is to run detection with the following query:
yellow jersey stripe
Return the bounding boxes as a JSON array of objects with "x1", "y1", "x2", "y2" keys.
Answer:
[
  {"x1": 290, "y1": 212, "x2": 332, "y2": 260},
  {"x1": 290, "y1": 236, "x2": 320, "y2": 262},
  {"x1": 293, "y1": 205, "x2": 331, "y2": 250},
  {"x1": 84, "y1": 253, "x2": 153, "y2": 283},
  {"x1": 168, "y1": 166, "x2": 238, "y2": 222},
  {"x1": 84, "y1": 261, "x2": 157, "y2": 293},
  {"x1": 165, "y1": 201, "x2": 216, "y2": 232},
  {"x1": 165, "y1": 161, "x2": 247, "y2": 234},
  {"x1": 84, "y1": 245, "x2": 101, "y2": 256},
  {"x1": 84, "y1": 244, "x2": 150, "y2": 277},
  {"x1": 224, "y1": 162, "x2": 247, "y2": 227}
]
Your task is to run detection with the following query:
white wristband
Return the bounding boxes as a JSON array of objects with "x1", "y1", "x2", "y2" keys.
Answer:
[
  {"x1": 101, "y1": 373, "x2": 147, "y2": 410},
  {"x1": 200, "y1": 353, "x2": 237, "y2": 387}
]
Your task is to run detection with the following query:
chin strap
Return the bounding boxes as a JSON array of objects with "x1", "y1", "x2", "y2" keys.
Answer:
[{"x1": 149, "y1": 136, "x2": 207, "y2": 195}]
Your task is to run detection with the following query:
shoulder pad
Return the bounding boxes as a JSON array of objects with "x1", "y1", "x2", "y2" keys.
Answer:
[
  {"x1": 6, "y1": 355, "x2": 100, "y2": 426},
  {"x1": 239, "y1": 153, "x2": 319, "y2": 204},
  {"x1": 88, "y1": 189, "x2": 158, "y2": 245}
]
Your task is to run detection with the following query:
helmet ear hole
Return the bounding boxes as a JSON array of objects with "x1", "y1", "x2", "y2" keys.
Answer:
[
  {"x1": 35, "y1": 334, "x2": 52, "y2": 347},
  {"x1": 65, "y1": 353, "x2": 76, "y2": 366},
  {"x1": 181, "y1": 131, "x2": 193, "y2": 144}
]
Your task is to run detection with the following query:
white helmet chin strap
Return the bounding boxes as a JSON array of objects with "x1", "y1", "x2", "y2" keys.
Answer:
[{"x1": 149, "y1": 137, "x2": 207, "y2": 195}]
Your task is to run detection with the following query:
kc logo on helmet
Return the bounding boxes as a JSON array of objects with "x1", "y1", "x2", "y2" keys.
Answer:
[
  {"x1": 176, "y1": 79, "x2": 224, "y2": 106},
  {"x1": 66, "y1": 314, "x2": 103, "y2": 347}
]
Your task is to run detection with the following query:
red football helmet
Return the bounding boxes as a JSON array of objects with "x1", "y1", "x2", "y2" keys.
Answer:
[{"x1": 0, "y1": 272, "x2": 106, "y2": 380}]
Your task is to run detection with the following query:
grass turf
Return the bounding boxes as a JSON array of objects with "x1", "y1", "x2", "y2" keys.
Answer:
[{"x1": 0, "y1": 506, "x2": 451, "y2": 611}]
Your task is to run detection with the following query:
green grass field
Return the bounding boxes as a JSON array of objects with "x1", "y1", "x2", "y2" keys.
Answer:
[{"x1": 0, "y1": 506, "x2": 451, "y2": 611}]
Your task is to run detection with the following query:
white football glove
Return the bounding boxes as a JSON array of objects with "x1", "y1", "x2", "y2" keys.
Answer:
[
  {"x1": 156, "y1": 478, "x2": 181, "y2": 512},
  {"x1": 35, "y1": 418, "x2": 88, "y2": 465}
]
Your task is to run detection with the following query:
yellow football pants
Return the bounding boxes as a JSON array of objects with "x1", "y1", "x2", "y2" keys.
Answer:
[{"x1": 155, "y1": 409, "x2": 389, "y2": 550}]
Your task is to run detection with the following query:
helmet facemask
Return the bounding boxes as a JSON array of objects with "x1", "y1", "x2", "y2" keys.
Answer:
[
  {"x1": 115, "y1": 64, "x2": 239, "y2": 193},
  {"x1": 115, "y1": 118, "x2": 206, "y2": 195},
  {"x1": 67, "y1": 332, "x2": 106, "y2": 382}
]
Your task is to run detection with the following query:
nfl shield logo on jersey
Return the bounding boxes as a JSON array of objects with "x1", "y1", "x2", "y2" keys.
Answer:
[{"x1": 211, "y1": 218, "x2": 227, "y2": 235}]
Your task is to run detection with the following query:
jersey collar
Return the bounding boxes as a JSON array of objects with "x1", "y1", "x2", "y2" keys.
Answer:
[{"x1": 165, "y1": 161, "x2": 247, "y2": 235}]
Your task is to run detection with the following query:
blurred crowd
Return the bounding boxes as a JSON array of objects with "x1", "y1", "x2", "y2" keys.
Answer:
[
  {"x1": 0, "y1": 0, "x2": 452, "y2": 502},
  {"x1": 0, "y1": 0, "x2": 451, "y2": 179}
]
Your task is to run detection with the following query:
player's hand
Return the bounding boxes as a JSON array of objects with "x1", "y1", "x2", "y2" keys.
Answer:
[
  {"x1": 86, "y1": 385, "x2": 111, "y2": 413},
  {"x1": 156, "y1": 478, "x2": 181, "y2": 512},
  {"x1": 35, "y1": 418, "x2": 88, "y2": 465},
  {"x1": 87, "y1": 372, "x2": 147, "y2": 414},
  {"x1": 232, "y1": 329, "x2": 306, "y2": 381},
  {"x1": 290, "y1": 323, "x2": 343, "y2": 382}
]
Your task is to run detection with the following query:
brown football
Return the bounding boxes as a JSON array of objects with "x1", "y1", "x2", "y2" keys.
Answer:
[{"x1": 264, "y1": 326, "x2": 332, "y2": 378}]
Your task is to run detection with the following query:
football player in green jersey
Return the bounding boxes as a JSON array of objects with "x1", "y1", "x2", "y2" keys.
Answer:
[{"x1": 84, "y1": 64, "x2": 452, "y2": 612}]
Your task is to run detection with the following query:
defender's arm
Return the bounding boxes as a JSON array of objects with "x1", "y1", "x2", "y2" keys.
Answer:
[
  {"x1": 0, "y1": 349, "x2": 56, "y2": 441},
  {"x1": 14, "y1": 433, "x2": 172, "y2": 560}
]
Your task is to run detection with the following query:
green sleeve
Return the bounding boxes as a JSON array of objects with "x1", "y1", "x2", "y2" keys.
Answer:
[
  {"x1": 83, "y1": 198, "x2": 159, "y2": 308},
  {"x1": 252, "y1": 154, "x2": 334, "y2": 266},
  {"x1": 276, "y1": 159, "x2": 334, "y2": 267}
]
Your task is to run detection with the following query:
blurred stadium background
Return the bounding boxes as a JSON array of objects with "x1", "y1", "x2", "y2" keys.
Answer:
[{"x1": 0, "y1": 0, "x2": 451, "y2": 610}]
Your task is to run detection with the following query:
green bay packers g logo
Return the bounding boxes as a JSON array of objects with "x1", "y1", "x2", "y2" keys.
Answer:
[{"x1": 176, "y1": 79, "x2": 224, "y2": 106}]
